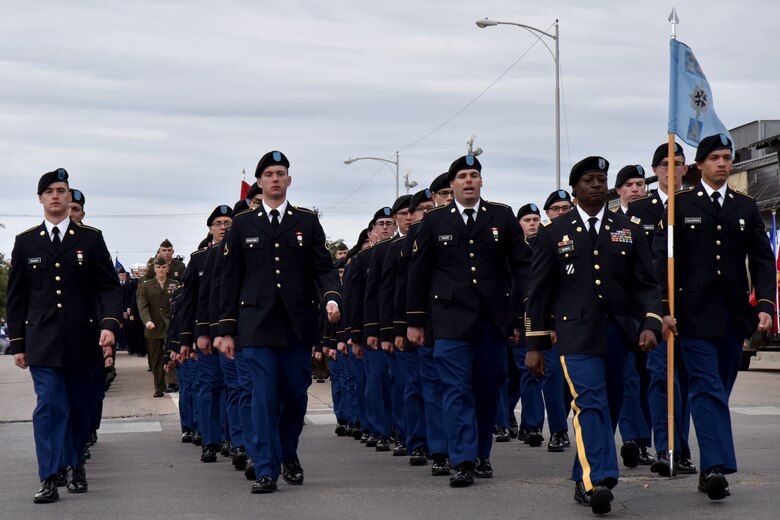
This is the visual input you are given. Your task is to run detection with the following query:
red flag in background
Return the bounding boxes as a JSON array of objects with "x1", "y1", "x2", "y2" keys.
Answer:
[{"x1": 240, "y1": 169, "x2": 250, "y2": 199}]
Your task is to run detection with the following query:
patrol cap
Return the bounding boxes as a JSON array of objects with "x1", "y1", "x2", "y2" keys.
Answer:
[
  {"x1": 516, "y1": 203, "x2": 540, "y2": 220},
  {"x1": 409, "y1": 188, "x2": 433, "y2": 211},
  {"x1": 246, "y1": 183, "x2": 262, "y2": 199},
  {"x1": 652, "y1": 142, "x2": 685, "y2": 167},
  {"x1": 69, "y1": 188, "x2": 85, "y2": 207},
  {"x1": 206, "y1": 204, "x2": 233, "y2": 226},
  {"x1": 369, "y1": 206, "x2": 393, "y2": 228},
  {"x1": 391, "y1": 195, "x2": 412, "y2": 215},
  {"x1": 153, "y1": 256, "x2": 167, "y2": 266},
  {"x1": 429, "y1": 172, "x2": 450, "y2": 193},
  {"x1": 695, "y1": 133, "x2": 733, "y2": 162},
  {"x1": 447, "y1": 155, "x2": 482, "y2": 181},
  {"x1": 232, "y1": 199, "x2": 249, "y2": 213},
  {"x1": 37, "y1": 168, "x2": 69, "y2": 195},
  {"x1": 160, "y1": 239, "x2": 173, "y2": 248},
  {"x1": 543, "y1": 189, "x2": 572, "y2": 210},
  {"x1": 614, "y1": 165, "x2": 645, "y2": 188},
  {"x1": 255, "y1": 150, "x2": 290, "y2": 177},
  {"x1": 569, "y1": 156, "x2": 609, "y2": 187}
]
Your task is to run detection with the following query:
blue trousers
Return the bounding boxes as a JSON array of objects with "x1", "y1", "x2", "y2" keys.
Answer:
[
  {"x1": 560, "y1": 322, "x2": 627, "y2": 491},
  {"x1": 396, "y1": 348, "x2": 427, "y2": 451},
  {"x1": 30, "y1": 366, "x2": 94, "y2": 480},
  {"x1": 646, "y1": 340, "x2": 691, "y2": 457},
  {"x1": 419, "y1": 346, "x2": 448, "y2": 456},
  {"x1": 196, "y1": 350, "x2": 224, "y2": 447},
  {"x1": 680, "y1": 325, "x2": 742, "y2": 474},
  {"x1": 386, "y1": 351, "x2": 406, "y2": 440},
  {"x1": 514, "y1": 346, "x2": 568, "y2": 433},
  {"x1": 618, "y1": 351, "x2": 652, "y2": 447},
  {"x1": 365, "y1": 347, "x2": 392, "y2": 437},
  {"x1": 434, "y1": 321, "x2": 506, "y2": 466},
  {"x1": 347, "y1": 348, "x2": 366, "y2": 429},
  {"x1": 177, "y1": 358, "x2": 196, "y2": 432},
  {"x1": 327, "y1": 353, "x2": 345, "y2": 423},
  {"x1": 234, "y1": 349, "x2": 256, "y2": 459},
  {"x1": 219, "y1": 351, "x2": 244, "y2": 448},
  {"x1": 89, "y1": 361, "x2": 105, "y2": 434},
  {"x1": 243, "y1": 336, "x2": 311, "y2": 481}
]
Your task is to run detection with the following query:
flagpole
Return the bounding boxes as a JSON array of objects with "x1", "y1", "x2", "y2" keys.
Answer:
[
  {"x1": 665, "y1": 6, "x2": 679, "y2": 478},
  {"x1": 774, "y1": 211, "x2": 779, "y2": 332}
]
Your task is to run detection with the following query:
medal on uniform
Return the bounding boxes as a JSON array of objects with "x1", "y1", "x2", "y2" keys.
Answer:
[
  {"x1": 491, "y1": 227, "x2": 499, "y2": 242},
  {"x1": 76, "y1": 250, "x2": 84, "y2": 265},
  {"x1": 739, "y1": 218, "x2": 745, "y2": 232},
  {"x1": 296, "y1": 232, "x2": 303, "y2": 247},
  {"x1": 558, "y1": 236, "x2": 574, "y2": 253}
]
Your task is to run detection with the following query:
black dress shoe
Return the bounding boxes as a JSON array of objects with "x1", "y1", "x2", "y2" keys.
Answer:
[
  {"x1": 393, "y1": 441, "x2": 408, "y2": 456},
  {"x1": 495, "y1": 428, "x2": 510, "y2": 443},
  {"x1": 54, "y1": 469, "x2": 67, "y2": 487},
  {"x1": 232, "y1": 446, "x2": 247, "y2": 471},
  {"x1": 251, "y1": 476, "x2": 278, "y2": 494},
  {"x1": 34, "y1": 476, "x2": 59, "y2": 504},
  {"x1": 561, "y1": 431, "x2": 571, "y2": 447},
  {"x1": 650, "y1": 452, "x2": 677, "y2": 477},
  {"x1": 82, "y1": 446, "x2": 91, "y2": 460},
  {"x1": 508, "y1": 419, "x2": 519, "y2": 439},
  {"x1": 474, "y1": 458, "x2": 493, "y2": 478},
  {"x1": 526, "y1": 428, "x2": 544, "y2": 447},
  {"x1": 409, "y1": 446, "x2": 428, "y2": 466},
  {"x1": 449, "y1": 463, "x2": 475, "y2": 488},
  {"x1": 181, "y1": 431, "x2": 193, "y2": 443},
  {"x1": 365, "y1": 434, "x2": 377, "y2": 447},
  {"x1": 192, "y1": 433, "x2": 203, "y2": 446},
  {"x1": 620, "y1": 440, "x2": 640, "y2": 468},
  {"x1": 244, "y1": 458, "x2": 256, "y2": 480},
  {"x1": 547, "y1": 432, "x2": 566, "y2": 452},
  {"x1": 282, "y1": 457, "x2": 304, "y2": 485},
  {"x1": 698, "y1": 469, "x2": 729, "y2": 500},
  {"x1": 201, "y1": 445, "x2": 218, "y2": 463},
  {"x1": 66, "y1": 464, "x2": 88, "y2": 493},
  {"x1": 153, "y1": 391, "x2": 164, "y2": 398},
  {"x1": 335, "y1": 424, "x2": 347, "y2": 437},
  {"x1": 574, "y1": 481, "x2": 613, "y2": 515},
  {"x1": 353, "y1": 424, "x2": 364, "y2": 440},
  {"x1": 88, "y1": 430, "x2": 98, "y2": 446},
  {"x1": 517, "y1": 427, "x2": 529, "y2": 443},
  {"x1": 375, "y1": 437, "x2": 391, "y2": 452},
  {"x1": 676, "y1": 458, "x2": 698, "y2": 474},
  {"x1": 637, "y1": 446, "x2": 655, "y2": 465},
  {"x1": 220, "y1": 440, "x2": 232, "y2": 457},
  {"x1": 431, "y1": 455, "x2": 451, "y2": 476}
]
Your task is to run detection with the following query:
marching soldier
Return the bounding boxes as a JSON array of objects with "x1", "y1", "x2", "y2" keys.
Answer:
[
  {"x1": 654, "y1": 134, "x2": 775, "y2": 500},
  {"x1": 7, "y1": 168, "x2": 122, "y2": 503},
  {"x1": 525, "y1": 156, "x2": 661, "y2": 515},
  {"x1": 627, "y1": 142, "x2": 696, "y2": 476},
  {"x1": 407, "y1": 155, "x2": 531, "y2": 487},
  {"x1": 218, "y1": 150, "x2": 341, "y2": 494},
  {"x1": 146, "y1": 239, "x2": 187, "y2": 283}
]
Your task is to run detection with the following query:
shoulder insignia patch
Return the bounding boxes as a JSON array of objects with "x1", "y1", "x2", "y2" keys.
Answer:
[
  {"x1": 630, "y1": 216, "x2": 641, "y2": 225},
  {"x1": 541, "y1": 220, "x2": 552, "y2": 227}
]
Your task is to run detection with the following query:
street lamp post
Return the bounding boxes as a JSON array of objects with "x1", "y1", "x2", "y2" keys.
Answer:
[
  {"x1": 344, "y1": 151, "x2": 400, "y2": 199},
  {"x1": 476, "y1": 18, "x2": 561, "y2": 190}
]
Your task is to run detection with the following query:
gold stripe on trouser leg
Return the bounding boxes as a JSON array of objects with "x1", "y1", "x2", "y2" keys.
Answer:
[{"x1": 560, "y1": 355, "x2": 593, "y2": 492}]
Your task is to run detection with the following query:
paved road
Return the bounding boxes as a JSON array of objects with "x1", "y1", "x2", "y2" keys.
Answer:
[{"x1": 1, "y1": 352, "x2": 779, "y2": 519}]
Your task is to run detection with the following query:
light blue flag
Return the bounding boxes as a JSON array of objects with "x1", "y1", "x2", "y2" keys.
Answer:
[
  {"x1": 668, "y1": 39, "x2": 732, "y2": 146},
  {"x1": 771, "y1": 212, "x2": 777, "y2": 259}
]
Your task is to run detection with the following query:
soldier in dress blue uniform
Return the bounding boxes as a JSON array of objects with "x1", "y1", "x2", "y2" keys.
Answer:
[
  {"x1": 407, "y1": 155, "x2": 531, "y2": 487},
  {"x1": 218, "y1": 150, "x2": 341, "y2": 494},
  {"x1": 627, "y1": 142, "x2": 696, "y2": 476},
  {"x1": 654, "y1": 134, "x2": 776, "y2": 500},
  {"x1": 525, "y1": 156, "x2": 661, "y2": 515},
  {"x1": 7, "y1": 169, "x2": 122, "y2": 503}
]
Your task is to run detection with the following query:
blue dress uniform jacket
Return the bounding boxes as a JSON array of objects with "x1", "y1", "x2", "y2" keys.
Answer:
[
  {"x1": 526, "y1": 210, "x2": 662, "y2": 354},
  {"x1": 177, "y1": 246, "x2": 209, "y2": 347},
  {"x1": 407, "y1": 200, "x2": 531, "y2": 340},
  {"x1": 347, "y1": 249, "x2": 370, "y2": 344},
  {"x1": 7, "y1": 221, "x2": 122, "y2": 367},
  {"x1": 364, "y1": 237, "x2": 396, "y2": 339},
  {"x1": 379, "y1": 236, "x2": 406, "y2": 344},
  {"x1": 653, "y1": 183, "x2": 776, "y2": 340},
  {"x1": 627, "y1": 191, "x2": 664, "y2": 247},
  {"x1": 218, "y1": 205, "x2": 341, "y2": 347}
]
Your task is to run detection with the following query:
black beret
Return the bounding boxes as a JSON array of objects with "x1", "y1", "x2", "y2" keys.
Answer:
[
  {"x1": 37, "y1": 168, "x2": 69, "y2": 195},
  {"x1": 569, "y1": 156, "x2": 609, "y2": 187},
  {"x1": 543, "y1": 189, "x2": 572, "y2": 210},
  {"x1": 614, "y1": 165, "x2": 645, "y2": 188},
  {"x1": 198, "y1": 234, "x2": 212, "y2": 249},
  {"x1": 429, "y1": 172, "x2": 450, "y2": 193},
  {"x1": 447, "y1": 154, "x2": 482, "y2": 181},
  {"x1": 246, "y1": 183, "x2": 262, "y2": 199},
  {"x1": 391, "y1": 195, "x2": 412, "y2": 215},
  {"x1": 347, "y1": 228, "x2": 371, "y2": 259},
  {"x1": 409, "y1": 188, "x2": 433, "y2": 211},
  {"x1": 255, "y1": 150, "x2": 290, "y2": 177},
  {"x1": 232, "y1": 199, "x2": 249, "y2": 213},
  {"x1": 69, "y1": 188, "x2": 85, "y2": 207},
  {"x1": 516, "y1": 203, "x2": 541, "y2": 220},
  {"x1": 695, "y1": 133, "x2": 733, "y2": 162},
  {"x1": 369, "y1": 206, "x2": 393, "y2": 228},
  {"x1": 206, "y1": 204, "x2": 233, "y2": 226},
  {"x1": 652, "y1": 142, "x2": 685, "y2": 167},
  {"x1": 160, "y1": 239, "x2": 173, "y2": 248},
  {"x1": 334, "y1": 258, "x2": 346, "y2": 269}
]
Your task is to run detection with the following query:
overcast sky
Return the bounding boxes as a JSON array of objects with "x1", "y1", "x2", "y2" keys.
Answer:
[{"x1": 1, "y1": 0, "x2": 778, "y2": 265}]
